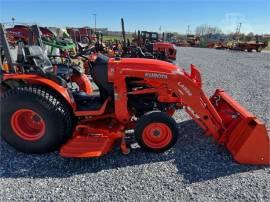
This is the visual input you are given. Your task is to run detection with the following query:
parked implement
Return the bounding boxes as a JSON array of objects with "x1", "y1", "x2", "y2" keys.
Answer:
[
  {"x1": 1, "y1": 24, "x2": 269, "y2": 165},
  {"x1": 229, "y1": 41, "x2": 268, "y2": 52},
  {"x1": 186, "y1": 34, "x2": 200, "y2": 47}
]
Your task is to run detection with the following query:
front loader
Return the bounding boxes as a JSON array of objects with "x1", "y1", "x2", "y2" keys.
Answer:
[{"x1": 1, "y1": 23, "x2": 269, "y2": 165}]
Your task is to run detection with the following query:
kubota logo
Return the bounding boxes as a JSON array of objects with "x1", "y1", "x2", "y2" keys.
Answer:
[{"x1": 145, "y1": 73, "x2": 168, "y2": 79}]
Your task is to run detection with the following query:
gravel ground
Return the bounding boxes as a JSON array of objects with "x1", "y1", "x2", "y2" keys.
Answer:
[{"x1": 1, "y1": 47, "x2": 269, "y2": 201}]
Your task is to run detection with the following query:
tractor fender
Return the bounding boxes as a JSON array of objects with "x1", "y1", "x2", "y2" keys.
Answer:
[{"x1": 2, "y1": 74, "x2": 76, "y2": 109}]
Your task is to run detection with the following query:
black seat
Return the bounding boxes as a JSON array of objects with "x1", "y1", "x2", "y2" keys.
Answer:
[
  {"x1": 72, "y1": 54, "x2": 114, "y2": 111},
  {"x1": 72, "y1": 91, "x2": 104, "y2": 111},
  {"x1": 72, "y1": 54, "x2": 115, "y2": 111},
  {"x1": 90, "y1": 54, "x2": 114, "y2": 100}
]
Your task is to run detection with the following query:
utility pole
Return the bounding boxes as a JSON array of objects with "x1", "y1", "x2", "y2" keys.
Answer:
[
  {"x1": 236, "y1": 22, "x2": 242, "y2": 34},
  {"x1": 11, "y1": 17, "x2": 15, "y2": 26},
  {"x1": 238, "y1": 22, "x2": 242, "y2": 34},
  {"x1": 235, "y1": 22, "x2": 242, "y2": 40},
  {"x1": 187, "y1": 25, "x2": 190, "y2": 35},
  {"x1": 93, "y1": 14, "x2": 96, "y2": 32}
]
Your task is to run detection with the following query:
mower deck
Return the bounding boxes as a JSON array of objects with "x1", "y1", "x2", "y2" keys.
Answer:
[
  {"x1": 60, "y1": 121, "x2": 126, "y2": 158},
  {"x1": 60, "y1": 136, "x2": 114, "y2": 158}
]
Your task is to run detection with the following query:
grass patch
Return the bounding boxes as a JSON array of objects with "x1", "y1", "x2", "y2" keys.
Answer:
[
  {"x1": 103, "y1": 35, "x2": 133, "y2": 41},
  {"x1": 264, "y1": 45, "x2": 270, "y2": 51},
  {"x1": 264, "y1": 39, "x2": 270, "y2": 51}
]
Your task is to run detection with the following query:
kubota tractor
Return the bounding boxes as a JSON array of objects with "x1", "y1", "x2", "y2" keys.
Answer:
[
  {"x1": 137, "y1": 30, "x2": 177, "y2": 62},
  {"x1": 66, "y1": 27, "x2": 94, "y2": 45},
  {"x1": 0, "y1": 23, "x2": 269, "y2": 165},
  {"x1": 117, "y1": 18, "x2": 176, "y2": 62}
]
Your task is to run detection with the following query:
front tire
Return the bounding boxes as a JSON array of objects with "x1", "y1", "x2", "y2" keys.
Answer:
[
  {"x1": 135, "y1": 112, "x2": 178, "y2": 152},
  {"x1": 1, "y1": 86, "x2": 74, "y2": 153}
]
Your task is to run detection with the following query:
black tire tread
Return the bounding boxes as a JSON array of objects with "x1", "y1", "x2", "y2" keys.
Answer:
[{"x1": 1, "y1": 85, "x2": 74, "y2": 153}]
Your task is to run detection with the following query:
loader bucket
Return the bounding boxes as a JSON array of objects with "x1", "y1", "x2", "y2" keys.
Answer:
[{"x1": 210, "y1": 89, "x2": 270, "y2": 165}]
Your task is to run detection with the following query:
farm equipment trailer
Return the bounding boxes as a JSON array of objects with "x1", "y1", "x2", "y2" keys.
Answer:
[
  {"x1": 229, "y1": 41, "x2": 268, "y2": 52},
  {"x1": 0, "y1": 23, "x2": 269, "y2": 165}
]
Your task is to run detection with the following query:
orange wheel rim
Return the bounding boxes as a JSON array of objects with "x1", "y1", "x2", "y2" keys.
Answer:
[
  {"x1": 11, "y1": 109, "x2": 45, "y2": 141},
  {"x1": 142, "y1": 123, "x2": 172, "y2": 149}
]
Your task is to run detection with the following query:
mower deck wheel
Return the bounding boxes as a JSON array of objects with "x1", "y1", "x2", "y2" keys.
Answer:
[{"x1": 135, "y1": 112, "x2": 178, "y2": 152}]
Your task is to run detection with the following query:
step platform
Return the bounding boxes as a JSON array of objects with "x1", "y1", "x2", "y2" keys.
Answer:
[{"x1": 60, "y1": 135, "x2": 114, "y2": 158}]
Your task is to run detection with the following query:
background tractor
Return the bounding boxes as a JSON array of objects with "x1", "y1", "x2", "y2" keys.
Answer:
[{"x1": 136, "y1": 30, "x2": 177, "y2": 62}]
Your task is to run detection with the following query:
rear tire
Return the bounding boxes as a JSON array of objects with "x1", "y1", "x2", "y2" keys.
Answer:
[
  {"x1": 135, "y1": 112, "x2": 178, "y2": 152},
  {"x1": 81, "y1": 37, "x2": 89, "y2": 44},
  {"x1": 0, "y1": 86, "x2": 74, "y2": 153}
]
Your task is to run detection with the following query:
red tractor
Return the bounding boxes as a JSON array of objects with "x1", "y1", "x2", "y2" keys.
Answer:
[
  {"x1": 1, "y1": 23, "x2": 269, "y2": 165},
  {"x1": 137, "y1": 30, "x2": 177, "y2": 62},
  {"x1": 5, "y1": 24, "x2": 54, "y2": 44},
  {"x1": 66, "y1": 27, "x2": 94, "y2": 44}
]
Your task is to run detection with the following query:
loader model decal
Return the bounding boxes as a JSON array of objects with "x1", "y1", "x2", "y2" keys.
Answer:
[
  {"x1": 144, "y1": 73, "x2": 168, "y2": 79},
  {"x1": 177, "y1": 82, "x2": 192, "y2": 96}
]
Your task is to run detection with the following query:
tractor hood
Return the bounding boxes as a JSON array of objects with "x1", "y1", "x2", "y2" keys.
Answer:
[
  {"x1": 153, "y1": 42, "x2": 176, "y2": 49},
  {"x1": 109, "y1": 58, "x2": 179, "y2": 74}
]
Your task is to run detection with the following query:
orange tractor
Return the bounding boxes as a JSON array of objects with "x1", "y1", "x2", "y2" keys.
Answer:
[
  {"x1": 0, "y1": 23, "x2": 269, "y2": 165},
  {"x1": 136, "y1": 30, "x2": 177, "y2": 62},
  {"x1": 116, "y1": 18, "x2": 177, "y2": 62}
]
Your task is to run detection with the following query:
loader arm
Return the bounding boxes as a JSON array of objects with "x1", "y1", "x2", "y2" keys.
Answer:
[
  {"x1": 119, "y1": 64, "x2": 224, "y2": 137},
  {"x1": 167, "y1": 65, "x2": 269, "y2": 165},
  {"x1": 168, "y1": 65, "x2": 224, "y2": 139}
]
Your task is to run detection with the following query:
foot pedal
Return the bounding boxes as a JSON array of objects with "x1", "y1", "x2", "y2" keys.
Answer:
[{"x1": 60, "y1": 136, "x2": 114, "y2": 158}]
